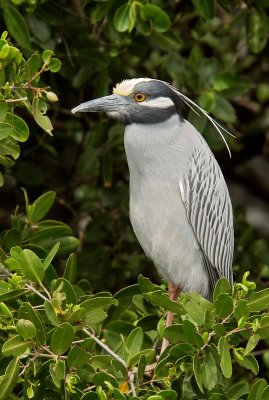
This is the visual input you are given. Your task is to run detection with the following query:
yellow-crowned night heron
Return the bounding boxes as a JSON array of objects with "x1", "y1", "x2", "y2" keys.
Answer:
[{"x1": 72, "y1": 78, "x2": 234, "y2": 352}]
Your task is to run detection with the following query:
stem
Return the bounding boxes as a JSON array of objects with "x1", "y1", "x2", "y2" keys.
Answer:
[
  {"x1": 25, "y1": 283, "x2": 50, "y2": 302},
  {"x1": 4, "y1": 97, "x2": 28, "y2": 103},
  {"x1": 82, "y1": 327, "x2": 127, "y2": 368},
  {"x1": 128, "y1": 371, "x2": 136, "y2": 397},
  {"x1": 201, "y1": 331, "x2": 216, "y2": 351},
  {"x1": 225, "y1": 325, "x2": 253, "y2": 337}
]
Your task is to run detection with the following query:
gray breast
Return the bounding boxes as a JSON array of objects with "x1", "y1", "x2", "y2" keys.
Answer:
[{"x1": 124, "y1": 115, "x2": 211, "y2": 297}]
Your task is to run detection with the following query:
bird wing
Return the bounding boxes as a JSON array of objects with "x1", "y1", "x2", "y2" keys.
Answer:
[{"x1": 179, "y1": 146, "x2": 234, "y2": 290}]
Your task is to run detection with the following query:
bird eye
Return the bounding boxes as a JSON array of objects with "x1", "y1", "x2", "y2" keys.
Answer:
[{"x1": 134, "y1": 92, "x2": 146, "y2": 102}]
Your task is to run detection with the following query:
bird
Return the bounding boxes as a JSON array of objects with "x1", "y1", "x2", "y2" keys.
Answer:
[{"x1": 72, "y1": 78, "x2": 234, "y2": 353}]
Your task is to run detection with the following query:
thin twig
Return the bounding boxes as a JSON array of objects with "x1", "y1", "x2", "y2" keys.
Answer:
[
  {"x1": 41, "y1": 284, "x2": 52, "y2": 301},
  {"x1": 82, "y1": 327, "x2": 127, "y2": 368},
  {"x1": 27, "y1": 352, "x2": 67, "y2": 359},
  {"x1": 3, "y1": 97, "x2": 28, "y2": 103},
  {"x1": 201, "y1": 331, "x2": 216, "y2": 351},
  {"x1": 25, "y1": 283, "x2": 50, "y2": 302},
  {"x1": 128, "y1": 371, "x2": 136, "y2": 397}
]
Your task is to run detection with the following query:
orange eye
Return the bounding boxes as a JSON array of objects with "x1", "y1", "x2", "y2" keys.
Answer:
[{"x1": 134, "y1": 92, "x2": 146, "y2": 102}]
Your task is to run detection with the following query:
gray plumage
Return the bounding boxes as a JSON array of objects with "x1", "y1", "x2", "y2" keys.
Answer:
[{"x1": 72, "y1": 78, "x2": 234, "y2": 299}]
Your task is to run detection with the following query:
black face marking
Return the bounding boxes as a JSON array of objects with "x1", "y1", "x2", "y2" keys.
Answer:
[
  {"x1": 134, "y1": 80, "x2": 183, "y2": 115},
  {"x1": 108, "y1": 80, "x2": 184, "y2": 125}
]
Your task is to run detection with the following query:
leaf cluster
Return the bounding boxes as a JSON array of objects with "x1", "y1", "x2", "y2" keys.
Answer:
[{"x1": 1, "y1": 196, "x2": 269, "y2": 399}]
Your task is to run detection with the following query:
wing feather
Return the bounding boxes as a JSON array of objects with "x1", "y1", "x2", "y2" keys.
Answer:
[{"x1": 180, "y1": 147, "x2": 234, "y2": 291}]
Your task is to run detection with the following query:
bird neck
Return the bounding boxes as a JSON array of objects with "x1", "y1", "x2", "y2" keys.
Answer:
[{"x1": 124, "y1": 113, "x2": 183, "y2": 154}]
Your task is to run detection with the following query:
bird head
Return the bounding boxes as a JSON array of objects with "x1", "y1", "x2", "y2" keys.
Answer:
[
  {"x1": 72, "y1": 78, "x2": 235, "y2": 156},
  {"x1": 71, "y1": 78, "x2": 183, "y2": 125}
]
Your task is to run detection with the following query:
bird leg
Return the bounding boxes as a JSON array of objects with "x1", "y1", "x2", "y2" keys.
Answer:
[{"x1": 160, "y1": 282, "x2": 179, "y2": 354}]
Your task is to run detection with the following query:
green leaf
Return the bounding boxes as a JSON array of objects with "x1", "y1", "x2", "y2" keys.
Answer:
[
  {"x1": 213, "y1": 277, "x2": 232, "y2": 302},
  {"x1": 0, "y1": 302, "x2": 13, "y2": 318},
  {"x1": 52, "y1": 278, "x2": 77, "y2": 305},
  {"x1": 51, "y1": 322, "x2": 74, "y2": 355},
  {"x1": 0, "y1": 102, "x2": 8, "y2": 121},
  {"x1": 193, "y1": 354, "x2": 204, "y2": 393},
  {"x1": 63, "y1": 253, "x2": 77, "y2": 283},
  {"x1": 0, "y1": 357, "x2": 20, "y2": 400},
  {"x1": 234, "y1": 300, "x2": 250, "y2": 321},
  {"x1": 169, "y1": 343, "x2": 194, "y2": 358},
  {"x1": 183, "y1": 293, "x2": 213, "y2": 326},
  {"x1": 49, "y1": 58, "x2": 62, "y2": 73},
  {"x1": 234, "y1": 351, "x2": 259, "y2": 375},
  {"x1": 18, "y1": 303, "x2": 46, "y2": 344},
  {"x1": 0, "y1": 289, "x2": 23, "y2": 302},
  {"x1": 138, "y1": 274, "x2": 161, "y2": 293},
  {"x1": 20, "y1": 53, "x2": 41, "y2": 82},
  {"x1": 202, "y1": 347, "x2": 218, "y2": 390},
  {"x1": 213, "y1": 94, "x2": 237, "y2": 123},
  {"x1": 42, "y1": 49, "x2": 54, "y2": 64},
  {"x1": 128, "y1": 3, "x2": 137, "y2": 32},
  {"x1": 197, "y1": 91, "x2": 216, "y2": 112},
  {"x1": 261, "y1": 386, "x2": 269, "y2": 400},
  {"x1": 20, "y1": 249, "x2": 44, "y2": 284},
  {"x1": 28, "y1": 191, "x2": 56, "y2": 223},
  {"x1": 50, "y1": 359, "x2": 65, "y2": 388},
  {"x1": 0, "y1": 43, "x2": 9, "y2": 59},
  {"x1": 163, "y1": 324, "x2": 185, "y2": 344},
  {"x1": 3, "y1": 5, "x2": 30, "y2": 49},
  {"x1": 214, "y1": 293, "x2": 233, "y2": 318},
  {"x1": 213, "y1": 72, "x2": 235, "y2": 91},
  {"x1": 244, "y1": 334, "x2": 260, "y2": 355},
  {"x1": 92, "y1": 371, "x2": 119, "y2": 389},
  {"x1": 32, "y1": 98, "x2": 53, "y2": 134},
  {"x1": 247, "y1": 9, "x2": 268, "y2": 54},
  {"x1": 3, "y1": 228, "x2": 21, "y2": 249},
  {"x1": 43, "y1": 242, "x2": 60, "y2": 270},
  {"x1": 0, "y1": 171, "x2": 3, "y2": 186},
  {"x1": 0, "y1": 137, "x2": 20, "y2": 160},
  {"x1": 128, "y1": 348, "x2": 155, "y2": 369},
  {"x1": 248, "y1": 379, "x2": 267, "y2": 400},
  {"x1": 30, "y1": 221, "x2": 72, "y2": 242},
  {"x1": 248, "y1": 288, "x2": 269, "y2": 312},
  {"x1": 146, "y1": 290, "x2": 183, "y2": 314},
  {"x1": 2, "y1": 335, "x2": 29, "y2": 357},
  {"x1": 137, "y1": 354, "x2": 147, "y2": 380},
  {"x1": 182, "y1": 320, "x2": 203, "y2": 347},
  {"x1": 192, "y1": 0, "x2": 215, "y2": 19},
  {"x1": 113, "y1": 4, "x2": 130, "y2": 32},
  {"x1": 91, "y1": 2, "x2": 114, "y2": 24},
  {"x1": 45, "y1": 300, "x2": 59, "y2": 325},
  {"x1": 41, "y1": 236, "x2": 80, "y2": 257},
  {"x1": 114, "y1": 284, "x2": 141, "y2": 305},
  {"x1": 218, "y1": 337, "x2": 232, "y2": 378},
  {"x1": 81, "y1": 296, "x2": 117, "y2": 324},
  {"x1": 140, "y1": 4, "x2": 171, "y2": 33},
  {"x1": 0, "y1": 122, "x2": 12, "y2": 139},
  {"x1": 5, "y1": 113, "x2": 29, "y2": 142},
  {"x1": 16, "y1": 319, "x2": 36, "y2": 339},
  {"x1": 124, "y1": 327, "x2": 143, "y2": 366},
  {"x1": 227, "y1": 381, "x2": 249, "y2": 400},
  {"x1": 67, "y1": 345, "x2": 90, "y2": 368},
  {"x1": 257, "y1": 315, "x2": 269, "y2": 339}
]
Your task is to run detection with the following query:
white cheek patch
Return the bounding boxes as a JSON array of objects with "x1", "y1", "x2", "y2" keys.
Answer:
[{"x1": 141, "y1": 97, "x2": 174, "y2": 108}]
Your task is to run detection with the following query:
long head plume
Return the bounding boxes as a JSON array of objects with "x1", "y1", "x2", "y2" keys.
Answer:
[{"x1": 164, "y1": 82, "x2": 236, "y2": 158}]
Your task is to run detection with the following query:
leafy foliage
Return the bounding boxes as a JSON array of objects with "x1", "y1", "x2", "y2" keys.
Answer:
[
  {"x1": 0, "y1": 196, "x2": 269, "y2": 398},
  {"x1": 0, "y1": 0, "x2": 269, "y2": 398}
]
